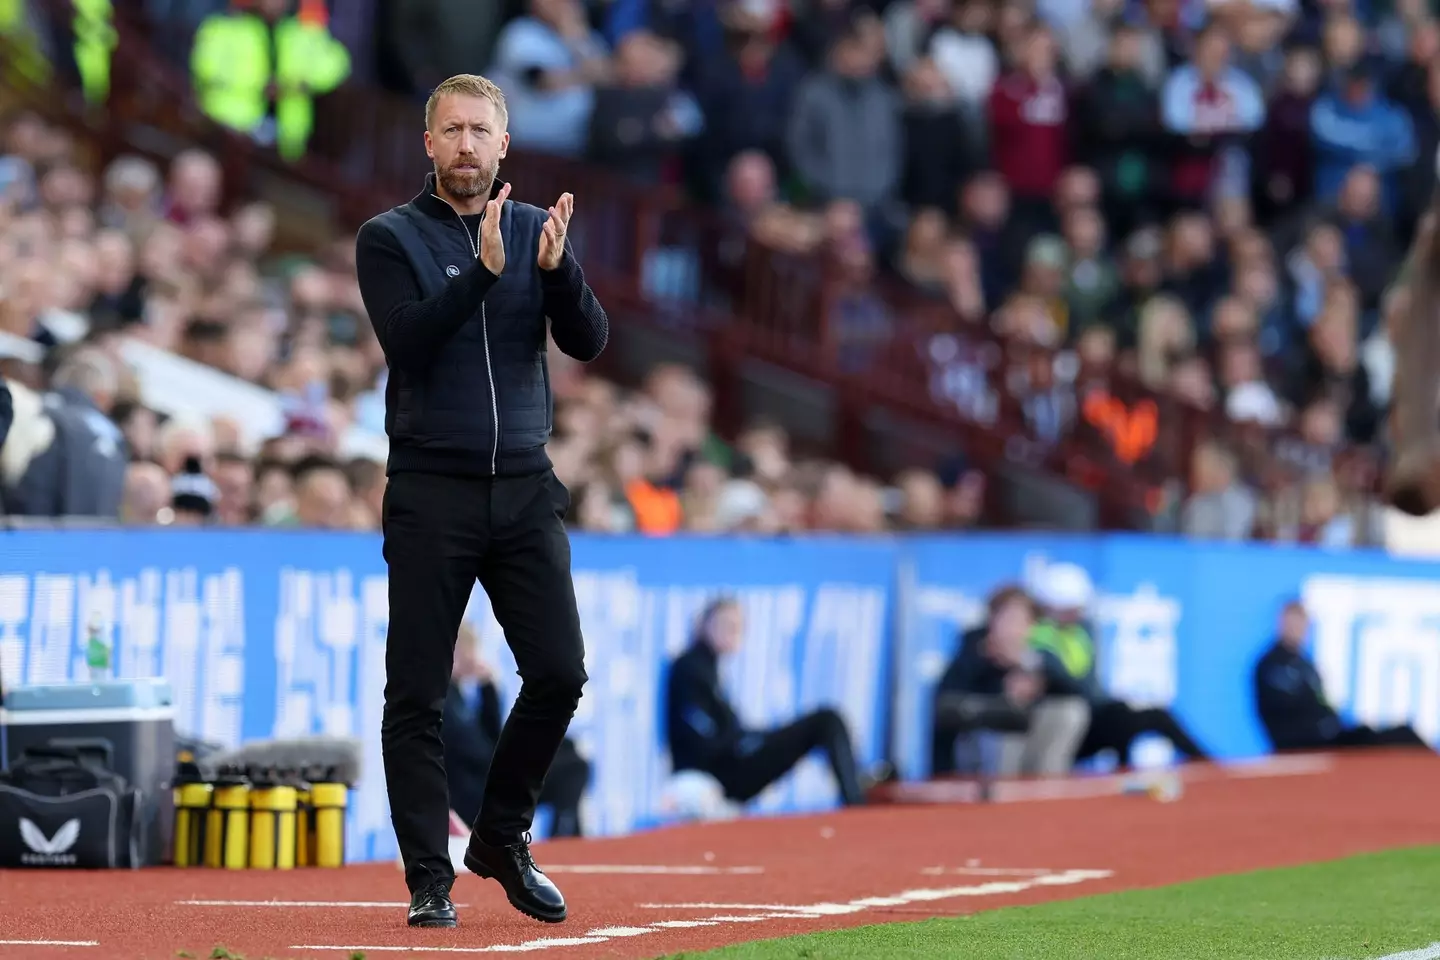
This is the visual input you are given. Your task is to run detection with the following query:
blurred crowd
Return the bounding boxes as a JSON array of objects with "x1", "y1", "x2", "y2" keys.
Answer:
[
  {"x1": 4, "y1": 0, "x2": 1433, "y2": 544},
  {"x1": 381, "y1": 0, "x2": 1425, "y2": 545},
  {"x1": 0, "y1": 112, "x2": 983, "y2": 533}
]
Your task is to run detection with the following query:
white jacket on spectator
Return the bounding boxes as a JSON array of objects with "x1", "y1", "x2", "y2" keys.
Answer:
[{"x1": 0, "y1": 378, "x2": 55, "y2": 509}]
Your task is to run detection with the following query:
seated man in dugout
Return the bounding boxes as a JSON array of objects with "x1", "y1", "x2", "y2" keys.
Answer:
[
  {"x1": 931, "y1": 585, "x2": 1091, "y2": 778},
  {"x1": 664, "y1": 597, "x2": 869, "y2": 808},
  {"x1": 1254, "y1": 599, "x2": 1431, "y2": 754}
]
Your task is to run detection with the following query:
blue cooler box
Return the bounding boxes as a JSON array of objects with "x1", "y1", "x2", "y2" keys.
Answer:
[{"x1": 1, "y1": 678, "x2": 175, "y2": 866}]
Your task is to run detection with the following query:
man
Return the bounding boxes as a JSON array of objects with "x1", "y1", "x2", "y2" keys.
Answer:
[
  {"x1": 1029, "y1": 564, "x2": 1210, "y2": 768},
  {"x1": 931, "y1": 584, "x2": 1090, "y2": 777},
  {"x1": 1254, "y1": 600, "x2": 1430, "y2": 753},
  {"x1": 353, "y1": 73, "x2": 609, "y2": 929},
  {"x1": 1, "y1": 348, "x2": 127, "y2": 518},
  {"x1": 190, "y1": 0, "x2": 352, "y2": 161},
  {"x1": 41, "y1": 346, "x2": 129, "y2": 518},
  {"x1": 443, "y1": 623, "x2": 589, "y2": 838},
  {"x1": 665, "y1": 597, "x2": 868, "y2": 807}
]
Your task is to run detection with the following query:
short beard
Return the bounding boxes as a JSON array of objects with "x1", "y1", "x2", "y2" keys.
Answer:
[{"x1": 436, "y1": 159, "x2": 494, "y2": 200}]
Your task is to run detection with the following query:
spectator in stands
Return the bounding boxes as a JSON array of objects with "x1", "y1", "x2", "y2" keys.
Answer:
[
  {"x1": 665, "y1": 597, "x2": 868, "y2": 807},
  {"x1": 39, "y1": 346, "x2": 128, "y2": 518},
  {"x1": 689, "y1": 0, "x2": 805, "y2": 201},
  {"x1": 1159, "y1": 24, "x2": 1265, "y2": 210},
  {"x1": 120, "y1": 461, "x2": 170, "y2": 525},
  {"x1": 1030, "y1": 563, "x2": 1211, "y2": 768},
  {"x1": 169, "y1": 455, "x2": 219, "y2": 525},
  {"x1": 989, "y1": 25, "x2": 1070, "y2": 236},
  {"x1": 1181, "y1": 439, "x2": 1258, "y2": 540},
  {"x1": 586, "y1": 30, "x2": 704, "y2": 184},
  {"x1": 1074, "y1": 22, "x2": 1164, "y2": 240},
  {"x1": 444, "y1": 623, "x2": 589, "y2": 837},
  {"x1": 1309, "y1": 67, "x2": 1415, "y2": 217},
  {"x1": 1254, "y1": 43, "x2": 1321, "y2": 223},
  {"x1": 930, "y1": 584, "x2": 1090, "y2": 778},
  {"x1": 491, "y1": 0, "x2": 612, "y2": 156},
  {"x1": 189, "y1": 0, "x2": 352, "y2": 161},
  {"x1": 1254, "y1": 599, "x2": 1431, "y2": 752},
  {"x1": 787, "y1": 15, "x2": 901, "y2": 217}
]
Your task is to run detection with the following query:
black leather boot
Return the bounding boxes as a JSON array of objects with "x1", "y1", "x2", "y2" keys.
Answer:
[{"x1": 463, "y1": 832, "x2": 566, "y2": 923}]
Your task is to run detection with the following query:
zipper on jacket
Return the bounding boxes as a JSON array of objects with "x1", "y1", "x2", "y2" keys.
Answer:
[{"x1": 436, "y1": 193, "x2": 501, "y2": 475}]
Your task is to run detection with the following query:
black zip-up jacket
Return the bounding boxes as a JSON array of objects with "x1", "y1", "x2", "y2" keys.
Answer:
[
  {"x1": 665, "y1": 640, "x2": 745, "y2": 772},
  {"x1": 1253, "y1": 639, "x2": 1342, "y2": 751},
  {"x1": 354, "y1": 173, "x2": 609, "y2": 478}
]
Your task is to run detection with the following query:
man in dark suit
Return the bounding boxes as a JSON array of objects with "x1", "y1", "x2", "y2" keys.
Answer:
[
  {"x1": 1254, "y1": 599, "x2": 1430, "y2": 752},
  {"x1": 443, "y1": 624, "x2": 590, "y2": 839},
  {"x1": 664, "y1": 597, "x2": 867, "y2": 807}
]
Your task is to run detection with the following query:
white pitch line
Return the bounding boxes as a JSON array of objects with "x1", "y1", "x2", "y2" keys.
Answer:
[
  {"x1": 290, "y1": 939, "x2": 611, "y2": 954},
  {"x1": 540, "y1": 864, "x2": 764, "y2": 875},
  {"x1": 293, "y1": 867, "x2": 1114, "y2": 955},
  {"x1": 921, "y1": 866, "x2": 1074, "y2": 877},
  {"x1": 638, "y1": 869, "x2": 1116, "y2": 916},
  {"x1": 1371, "y1": 944, "x2": 1440, "y2": 960},
  {"x1": 0, "y1": 942, "x2": 98, "y2": 948}
]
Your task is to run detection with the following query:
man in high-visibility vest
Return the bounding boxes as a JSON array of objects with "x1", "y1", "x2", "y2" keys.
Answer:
[
  {"x1": 0, "y1": 0, "x2": 53, "y2": 91},
  {"x1": 72, "y1": 0, "x2": 116, "y2": 106},
  {"x1": 1029, "y1": 562, "x2": 1211, "y2": 769},
  {"x1": 190, "y1": 0, "x2": 351, "y2": 162}
]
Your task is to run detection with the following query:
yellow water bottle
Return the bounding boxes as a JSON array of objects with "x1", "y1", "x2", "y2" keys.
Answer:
[
  {"x1": 309, "y1": 766, "x2": 348, "y2": 868},
  {"x1": 248, "y1": 768, "x2": 298, "y2": 870},
  {"x1": 203, "y1": 767, "x2": 251, "y2": 869},
  {"x1": 171, "y1": 763, "x2": 212, "y2": 867},
  {"x1": 294, "y1": 769, "x2": 313, "y2": 868}
]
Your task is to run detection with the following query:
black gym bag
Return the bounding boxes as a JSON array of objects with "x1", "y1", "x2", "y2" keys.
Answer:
[{"x1": 0, "y1": 740, "x2": 142, "y2": 868}]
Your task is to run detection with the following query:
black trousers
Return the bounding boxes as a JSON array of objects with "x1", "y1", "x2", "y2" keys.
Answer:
[
  {"x1": 381, "y1": 469, "x2": 587, "y2": 894},
  {"x1": 1076, "y1": 700, "x2": 1211, "y2": 767},
  {"x1": 708, "y1": 708, "x2": 866, "y2": 806},
  {"x1": 1322, "y1": 724, "x2": 1428, "y2": 750}
]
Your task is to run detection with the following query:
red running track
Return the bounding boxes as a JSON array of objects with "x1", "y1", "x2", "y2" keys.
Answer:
[{"x1": 1, "y1": 752, "x2": 1436, "y2": 959}]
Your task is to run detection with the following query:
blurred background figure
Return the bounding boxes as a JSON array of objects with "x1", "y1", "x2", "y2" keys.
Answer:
[
  {"x1": 930, "y1": 584, "x2": 1091, "y2": 779},
  {"x1": 665, "y1": 597, "x2": 868, "y2": 807},
  {"x1": 1254, "y1": 600, "x2": 1431, "y2": 754},
  {"x1": 443, "y1": 623, "x2": 591, "y2": 838},
  {"x1": 1030, "y1": 563, "x2": 1211, "y2": 769}
]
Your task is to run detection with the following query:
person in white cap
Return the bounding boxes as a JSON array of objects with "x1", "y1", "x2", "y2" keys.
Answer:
[{"x1": 1030, "y1": 563, "x2": 1211, "y2": 768}]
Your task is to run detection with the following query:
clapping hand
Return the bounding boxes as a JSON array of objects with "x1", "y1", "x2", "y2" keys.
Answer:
[
  {"x1": 538, "y1": 193, "x2": 573, "y2": 271},
  {"x1": 479, "y1": 182, "x2": 511, "y2": 275}
]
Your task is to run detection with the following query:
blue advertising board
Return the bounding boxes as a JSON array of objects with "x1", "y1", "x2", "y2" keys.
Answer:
[
  {"x1": 894, "y1": 533, "x2": 1440, "y2": 780},
  {"x1": 6, "y1": 529, "x2": 1440, "y2": 862},
  {"x1": 0, "y1": 530, "x2": 897, "y2": 863}
]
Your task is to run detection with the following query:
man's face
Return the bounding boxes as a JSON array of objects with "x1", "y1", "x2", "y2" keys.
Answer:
[
  {"x1": 989, "y1": 599, "x2": 1034, "y2": 656},
  {"x1": 425, "y1": 94, "x2": 510, "y2": 201},
  {"x1": 296, "y1": 469, "x2": 351, "y2": 529},
  {"x1": 1280, "y1": 607, "x2": 1309, "y2": 648},
  {"x1": 707, "y1": 603, "x2": 744, "y2": 655}
]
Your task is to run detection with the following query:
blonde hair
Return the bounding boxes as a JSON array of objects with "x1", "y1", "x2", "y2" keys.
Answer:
[{"x1": 425, "y1": 74, "x2": 508, "y2": 130}]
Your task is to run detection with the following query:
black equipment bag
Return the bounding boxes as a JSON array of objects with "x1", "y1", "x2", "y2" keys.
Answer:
[{"x1": 0, "y1": 740, "x2": 142, "y2": 868}]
